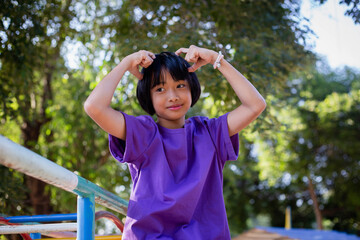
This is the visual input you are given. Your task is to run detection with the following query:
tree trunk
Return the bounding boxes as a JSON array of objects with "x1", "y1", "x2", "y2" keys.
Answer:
[
  {"x1": 307, "y1": 175, "x2": 323, "y2": 230},
  {"x1": 25, "y1": 176, "x2": 53, "y2": 214},
  {"x1": 5, "y1": 235, "x2": 22, "y2": 240},
  {"x1": 20, "y1": 47, "x2": 55, "y2": 214},
  {"x1": 22, "y1": 120, "x2": 53, "y2": 215}
]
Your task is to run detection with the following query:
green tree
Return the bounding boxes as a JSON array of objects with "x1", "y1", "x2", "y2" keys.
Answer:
[
  {"x1": 257, "y1": 64, "x2": 360, "y2": 233},
  {"x1": 0, "y1": 0, "x2": 80, "y2": 217},
  {"x1": 1, "y1": 0, "x2": 315, "y2": 237}
]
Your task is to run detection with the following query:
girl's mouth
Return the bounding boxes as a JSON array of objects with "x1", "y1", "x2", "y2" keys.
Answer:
[{"x1": 168, "y1": 104, "x2": 182, "y2": 110}]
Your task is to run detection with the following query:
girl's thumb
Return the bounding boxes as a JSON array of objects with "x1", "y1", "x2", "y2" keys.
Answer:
[
  {"x1": 134, "y1": 71, "x2": 144, "y2": 80},
  {"x1": 188, "y1": 62, "x2": 201, "y2": 72},
  {"x1": 130, "y1": 68, "x2": 143, "y2": 80}
]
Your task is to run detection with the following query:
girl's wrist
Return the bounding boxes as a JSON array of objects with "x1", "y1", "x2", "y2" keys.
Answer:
[
  {"x1": 120, "y1": 55, "x2": 133, "y2": 70},
  {"x1": 209, "y1": 50, "x2": 219, "y2": 65}
]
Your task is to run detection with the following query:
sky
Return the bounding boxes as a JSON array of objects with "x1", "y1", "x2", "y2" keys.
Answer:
[{"x1": 301, "y1": 0, "x2": 360, "y2": 70}]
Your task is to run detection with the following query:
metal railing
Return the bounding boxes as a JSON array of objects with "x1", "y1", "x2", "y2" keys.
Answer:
[{"x1": 0, "y1": 135, "x2": 128, "y2": 239}]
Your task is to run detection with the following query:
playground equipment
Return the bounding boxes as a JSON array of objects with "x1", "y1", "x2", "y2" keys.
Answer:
[{"x1": 0, "y1": 135, "x2": 128, "y2": 239}]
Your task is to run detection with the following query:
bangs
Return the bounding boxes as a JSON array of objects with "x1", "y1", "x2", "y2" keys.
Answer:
[{"x1": 149, "y1": 53, "x2": 191, "y2": 89}]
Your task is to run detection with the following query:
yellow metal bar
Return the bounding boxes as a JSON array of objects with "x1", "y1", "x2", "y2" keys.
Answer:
[
  {"x1": 285, "y1": 206, "x2": 291, "y2": 230},
  {"x1": 41, "y1": 235, "x2": 121, "y2": 240}
]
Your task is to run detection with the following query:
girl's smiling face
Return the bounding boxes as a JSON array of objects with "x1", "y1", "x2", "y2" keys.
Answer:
[
  {"x1": 150, "y1": 70, "x2": 192, "y2": 129},
  {"x1": 137, "y1": 52, "x2": 201, "y2": 117}
]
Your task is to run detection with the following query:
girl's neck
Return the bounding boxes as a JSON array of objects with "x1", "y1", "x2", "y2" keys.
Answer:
[{"x1": 157, "y1": 116, "x2": 186, "y2": 129}]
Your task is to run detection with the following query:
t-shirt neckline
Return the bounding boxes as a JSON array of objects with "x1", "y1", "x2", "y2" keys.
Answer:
[{"x1": 156, "y1": 120, "x2": 190, "y2": 134}]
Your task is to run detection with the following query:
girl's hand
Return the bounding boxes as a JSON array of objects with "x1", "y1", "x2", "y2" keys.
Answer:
[
  {"x1": 123, "y1": 50, "x2": 156, "y2": 80},
  {"x1": 175, "y1": 45, "x2": 217, "y2": 72}
]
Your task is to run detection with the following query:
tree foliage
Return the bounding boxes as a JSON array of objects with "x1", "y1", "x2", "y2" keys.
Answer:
[
  {"x1": 2, "y1": 0, "x2": 359, "y2": 237},
  {"x1": 1, "y1": 0, "x2": 77, "y2": 219},
  {"x1": 256, "y1": 64, "x2": 360, "y2": 234}
]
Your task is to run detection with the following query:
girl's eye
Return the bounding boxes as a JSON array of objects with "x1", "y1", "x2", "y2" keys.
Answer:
[
  {"x1": 156, "y1": 87, "x2": 165, "y2": 92},
  {"x1": 177, "y1": 84, "x2": 186, "y2": 88}
]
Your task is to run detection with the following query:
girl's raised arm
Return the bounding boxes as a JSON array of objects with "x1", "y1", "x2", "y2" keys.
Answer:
[
  {"x1": 84, "y1": 50, "x2": 155, "y2": 140},
  {"x1": 176, "y1": 45, "x2": 266, "y2": 136}
]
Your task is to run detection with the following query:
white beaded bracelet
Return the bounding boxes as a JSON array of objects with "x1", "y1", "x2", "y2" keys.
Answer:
[{"x1": 213, "y1": 51, "x2": 224, "y2": 69}]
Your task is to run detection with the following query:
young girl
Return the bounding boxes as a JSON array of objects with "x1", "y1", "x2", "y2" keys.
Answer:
[{"x1": 84, "y1": 45, "x2": 266, "y2": 239}]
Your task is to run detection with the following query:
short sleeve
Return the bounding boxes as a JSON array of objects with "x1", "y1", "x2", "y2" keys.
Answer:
[
  {"x1": 109, "y1": 112, "x2": 157, "y2": 164},
  {"x1": 205, "y1": 113, "x2": 239, "y2": 163}
]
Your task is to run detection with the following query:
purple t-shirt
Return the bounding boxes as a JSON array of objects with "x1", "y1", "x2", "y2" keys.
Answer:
[{"x1": 109, "y1": 112, "x2": 239, "y2": 240}]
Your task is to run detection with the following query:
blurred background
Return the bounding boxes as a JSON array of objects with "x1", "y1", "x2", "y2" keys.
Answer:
[{"x1": 1, "y1": 0, "x2": 359, "y2": 239}]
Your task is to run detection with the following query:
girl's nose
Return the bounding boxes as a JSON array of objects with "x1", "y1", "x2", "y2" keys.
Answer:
[{"x1": 168, "y1": 90, "x2": 179, "y2": 102}]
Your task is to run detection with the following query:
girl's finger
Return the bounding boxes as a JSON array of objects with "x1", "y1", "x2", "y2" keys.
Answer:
[
  {"x1": 175, "y1": 48, "x2": 189, "y2": 56},
  {"x1": 148, "y1": 52, "x2": 156, "y2": 59},
  {"x1": 185, "y1": 51, "x2": 198, "y2": 63},
  {"x1": 141, "y1": 55, "x2": 154, "y2": 68},
  {"x1": 141, "y1": 60, "x2": 153, "y2": 68},
  {"x1": 187, "y1": 53, "x2": 199, "y2": 63},
  {"x1": 138, "y1": 50, "x2": 154, "y2": 63}
]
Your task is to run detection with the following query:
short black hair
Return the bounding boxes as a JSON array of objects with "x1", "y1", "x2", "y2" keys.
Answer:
[{"x1": 136, "y1": 52, "x2": 201, "y2": 115}]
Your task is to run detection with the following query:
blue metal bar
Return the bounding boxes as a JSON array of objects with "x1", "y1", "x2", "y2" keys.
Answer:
[
  {"x1": 77, "y1": 194, "x2": 95, "y2": 240},
  {"x1": 5, "y1": 213, "x2": 77, "y2": 223},
  {"x1": 30, "y1": 233, "x2": 41, "y2": 239},
  {"x1": 74, "y1": 176, "x2": 128, "y2": 215}
]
